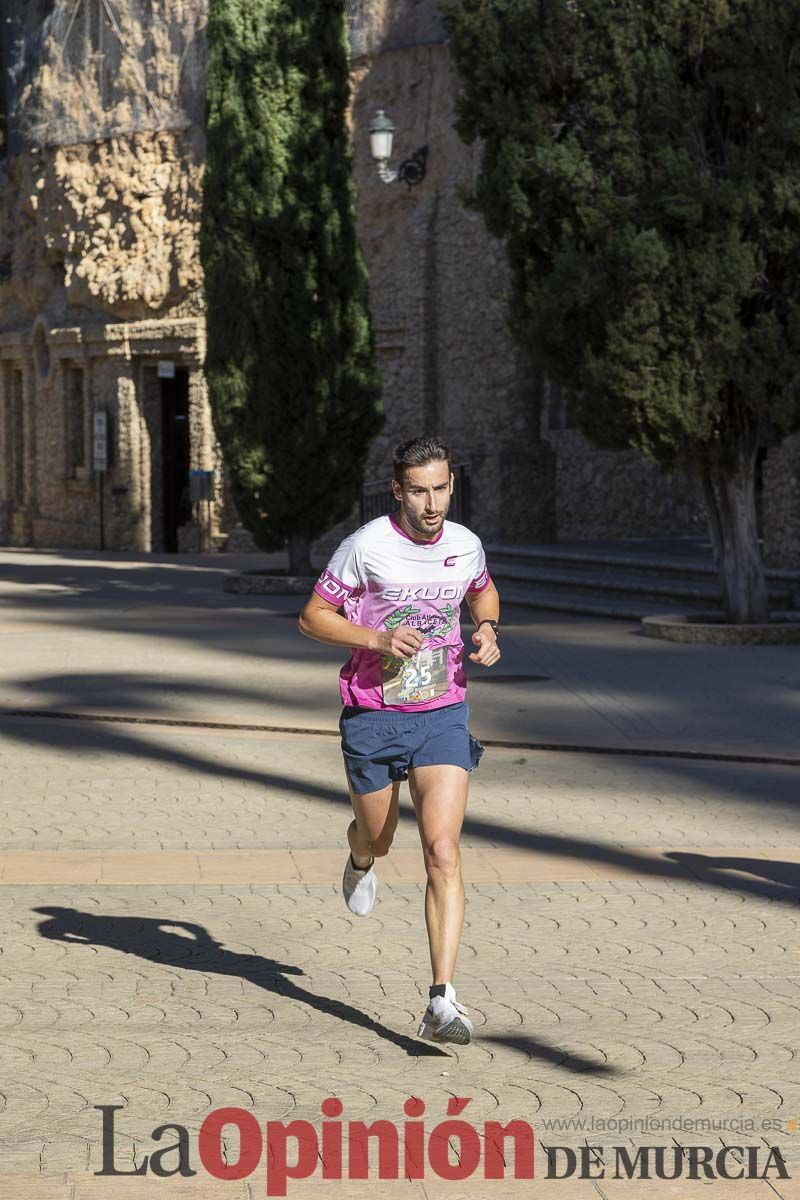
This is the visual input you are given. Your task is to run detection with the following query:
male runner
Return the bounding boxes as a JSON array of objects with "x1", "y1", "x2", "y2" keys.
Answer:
[{"x1": 298, "y1": 437, "x2": 500, "y2": 1045}]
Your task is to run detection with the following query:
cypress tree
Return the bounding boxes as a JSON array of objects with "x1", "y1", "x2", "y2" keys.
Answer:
[
  {"x1": 443, "y1": 0, "x2": 800, "y2": 622},
  {"x1": 201, "y1": 0, "x2": 383, "y2": 574}
]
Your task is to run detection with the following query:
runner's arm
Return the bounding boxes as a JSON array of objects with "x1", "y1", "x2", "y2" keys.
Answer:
[
  {"x1": 465, "y1": 579, "x2": 501, "y2": 666},
  {"x1": 466, "y1": 578, "x2": 500, "y2": 627},
  {"x1": 297, "y1": 593, "x2": 423, "y2": 658}
]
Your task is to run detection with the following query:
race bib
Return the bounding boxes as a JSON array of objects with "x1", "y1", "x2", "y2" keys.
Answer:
[{"x1": 381, "y1": 646, "x2": 449, "y2": 705}]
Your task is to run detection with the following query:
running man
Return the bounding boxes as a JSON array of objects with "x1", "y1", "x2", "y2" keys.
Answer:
[{"x1": 298, "y1": 437, "x2": 500, "y2": 1045}]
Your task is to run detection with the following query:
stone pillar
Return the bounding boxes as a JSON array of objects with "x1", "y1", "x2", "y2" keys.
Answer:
[
  {"x1": 18, "y1": 362, "x2": 36, "y2": 543},
  {"x1": 113, "y1": 365, "x2": 149, "y2": 552},
  {"x1": 22, "y1": 363, "x2": 35, "y2": 508},
  {"x1": 0, "y1": 365, "x2": 8, "y2": 541},
  {"x1": 187, "y1": 367, "x2": 213, "y2": 470},
  {"x1": 136, "y1": 367, "x2": 153, "y2": 554},
  {"x1": 92, "y1": 356, "x2": 148, "y2": 552},
  {"x1": 139, "y1": 365, "x2": 162, "y2": 551},
  {"x1": 3, "y1": 363, "x2": 25, "y2": 543},
  {"x1": 184, "y1": 366, "x2": 216, "y2": 550}
]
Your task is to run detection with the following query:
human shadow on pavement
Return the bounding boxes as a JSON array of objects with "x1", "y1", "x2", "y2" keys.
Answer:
[
  {"x1": 32, "y1": 906, "x2": 447, "y2": 1059},
  {"x1": 480, "y1": 1034, "x2": 617, "y2": 1074},
  {"x1": 32, "y1": 906, "x2": 623, "y2": 1073},
  {"x1": 665, "y1": 853, "x2": 800, "y2": 899}
]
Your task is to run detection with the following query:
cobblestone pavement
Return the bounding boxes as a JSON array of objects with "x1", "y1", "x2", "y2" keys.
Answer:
[
  {"x1": 1, "y1": 873, "x2": 800, "y2": 1195},
  {"x1": 0, "y1": 720, "x2": 799, "y2": 854},
  {"x1": 0, "y1": 723, "x2": 797, "y2": 1198},
  {"x1": 0, "y1": 551, "x2": 798, "y2": 1197}
]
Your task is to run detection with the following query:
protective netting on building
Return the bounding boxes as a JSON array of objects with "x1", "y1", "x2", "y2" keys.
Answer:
[
  {"x1": 2, "y1": 0, "x2": 445, "y2": 153},
  {"x1": 3, "y1": 0, "x2": 207, "y2": 154}
]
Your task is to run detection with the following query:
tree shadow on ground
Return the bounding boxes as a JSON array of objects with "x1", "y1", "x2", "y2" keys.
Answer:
[
  {"x1": 2, "y1": 710, "x2": 798, "y2": 906},
  {"x1": 3, "y1": 552, "x2": 800, "y2": 759},
  {"x1": 3, "y1": 669, "x2": 326, "y2": 718},
  {"x1": 32, "y1": 905, "x2": 446, "y2": 1059},
  {"x1": 665, "y1": 852, "x2": 800, "y2": 899}
]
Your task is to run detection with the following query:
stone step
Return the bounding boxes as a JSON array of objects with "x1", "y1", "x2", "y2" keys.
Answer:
[
  {"x1": 487, "y1": 540, "x2": 800, "y2": 585},
  {"x1": 486, "y1": 539, "x2": 716, "y2": 575},
  {"x1": 486, "y1": 541, "x2": 800, "y2": 620},
  {"x1": 498, "y1": 585, "x2": 688, "y2": 621},
  {"x1": 486, "y1": 560, "x2": 793, "y2": 607}
]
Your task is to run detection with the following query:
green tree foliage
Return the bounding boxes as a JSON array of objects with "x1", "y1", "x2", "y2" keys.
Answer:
[
  {"x1": 443, "y1": 0, "x2": 800, "y2": 621},
  {"x1": 201, "y1": 0, "x2": 383, "y2": 574}
]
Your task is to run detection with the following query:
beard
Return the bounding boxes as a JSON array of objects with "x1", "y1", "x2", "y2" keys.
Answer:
[{"x1": 402, "y1": 497, "x2": 451, "y2": 538}]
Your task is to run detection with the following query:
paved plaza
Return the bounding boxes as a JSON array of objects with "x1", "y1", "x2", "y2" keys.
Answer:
[{"x1": 0, "y1": 548, "x2": 799, "y2": 1198}]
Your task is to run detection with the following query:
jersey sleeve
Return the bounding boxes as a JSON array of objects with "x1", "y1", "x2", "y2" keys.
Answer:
[
  {"x1": 313, "y1": 532, "x2": 364, "y2": 605},
  {"x1": 467, "y1": 542, "x2": 491, "y2": 594}
]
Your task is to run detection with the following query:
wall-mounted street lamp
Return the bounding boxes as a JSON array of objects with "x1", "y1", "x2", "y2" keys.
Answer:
[{"x1": 368, "y1": 109, "x2": 428, "y2": 188}]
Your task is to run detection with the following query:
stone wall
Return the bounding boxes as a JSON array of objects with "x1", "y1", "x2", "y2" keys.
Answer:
[
  {"x1": 1, "y1": 0, "x2": 796, "y2": 563},
  {"x1": 4, "y1": 128, "x2": 204, "y2": 322},
  {"x1": 347, "y1": 0, "x2": 445, "y2": 56},
  {"x1": 763, "y1": 435, "x2": 800, "y2": 569},
  {"x1": 0, "y1": 123, "x2": 226, "y2": 554},
  {"x1": 337, "y1": 0, "x2": 702, "y2": 551},
  {"x1": 337, "y1": 33, "x2": 556, "y2": 548},
  {"x1": 543, "y1": 431, "x2": 705, "y2": 541},
  {"x1": 3, "y1": 4, "x2": 557, "y2": 560}
]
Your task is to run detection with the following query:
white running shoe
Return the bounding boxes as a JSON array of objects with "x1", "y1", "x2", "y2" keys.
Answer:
[
  {"x1": 342, "y1": 853, "x2": 377, "y2": 916},
  {"x1": 417, "y1": 983, "x2": 474, "y2": 1045}
]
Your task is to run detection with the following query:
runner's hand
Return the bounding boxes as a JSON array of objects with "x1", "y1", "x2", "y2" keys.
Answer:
[
  {"x1": 469, "y1": 626, "x2": 501, "y2": 666},
  {"x1": 377, "y1": 627, "x2": 424, "y2": 659}
]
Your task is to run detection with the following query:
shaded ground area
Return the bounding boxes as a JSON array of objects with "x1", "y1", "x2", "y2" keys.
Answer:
[{"x1": 0, "y1": 547, "x2": 799, "y2": 756}]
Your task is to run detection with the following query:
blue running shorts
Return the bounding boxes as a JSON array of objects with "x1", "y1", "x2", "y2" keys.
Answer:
[{"x1": 339, "y1": 701, "x2": 484, "y2": 796}]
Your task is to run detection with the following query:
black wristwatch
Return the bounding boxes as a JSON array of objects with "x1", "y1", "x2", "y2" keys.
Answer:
[{"x1": 477, "y1": 619, "x2": 499, "y2": 637}]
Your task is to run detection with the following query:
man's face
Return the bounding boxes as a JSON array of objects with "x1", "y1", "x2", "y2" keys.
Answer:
[{"x1": 392, "y1": 460, "x2": 453, "y2": 539}]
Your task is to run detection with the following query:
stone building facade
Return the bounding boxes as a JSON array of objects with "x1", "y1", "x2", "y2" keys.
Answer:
[
  {"x1": 0, "y1": 0, "x2": 790, "y2": 560},
  {"x1": 0, "y1": 124, "x2": 221, "y2": 552}
]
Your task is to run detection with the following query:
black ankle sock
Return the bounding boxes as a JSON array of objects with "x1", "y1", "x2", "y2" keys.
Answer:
[
  {"x1": 349, "y1": 853, "x2": 373, "y2": 872},
  {"x1": 429, "y1": 984, "x2": 447, "y2": 999}
]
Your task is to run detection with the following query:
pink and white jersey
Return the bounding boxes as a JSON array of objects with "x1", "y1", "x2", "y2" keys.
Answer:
[{"x1": 314, "y1": 514, "x2": 491, "y2": 711}]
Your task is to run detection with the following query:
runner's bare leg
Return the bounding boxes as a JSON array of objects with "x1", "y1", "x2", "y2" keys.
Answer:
[
  {"x1": 408, "y1": 764, "x2": 469, "y2": 984},
  {"x1": 347, "y1": 779, "x2": 400, "y2": 868}
]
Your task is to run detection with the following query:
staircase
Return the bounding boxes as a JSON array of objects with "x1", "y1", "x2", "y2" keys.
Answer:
[{"x1": 485, "y1": 539, "x2": 800, "y2": 621}]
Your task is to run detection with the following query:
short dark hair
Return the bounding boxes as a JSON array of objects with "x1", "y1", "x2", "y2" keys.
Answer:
[{"x1": 392, "y1": 436, "x2": 450, "y2": 482}]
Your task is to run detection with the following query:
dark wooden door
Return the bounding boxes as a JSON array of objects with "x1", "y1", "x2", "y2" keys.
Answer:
[{"x1": 161, "y1": 368, "x2": 191, "y2": 553}]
